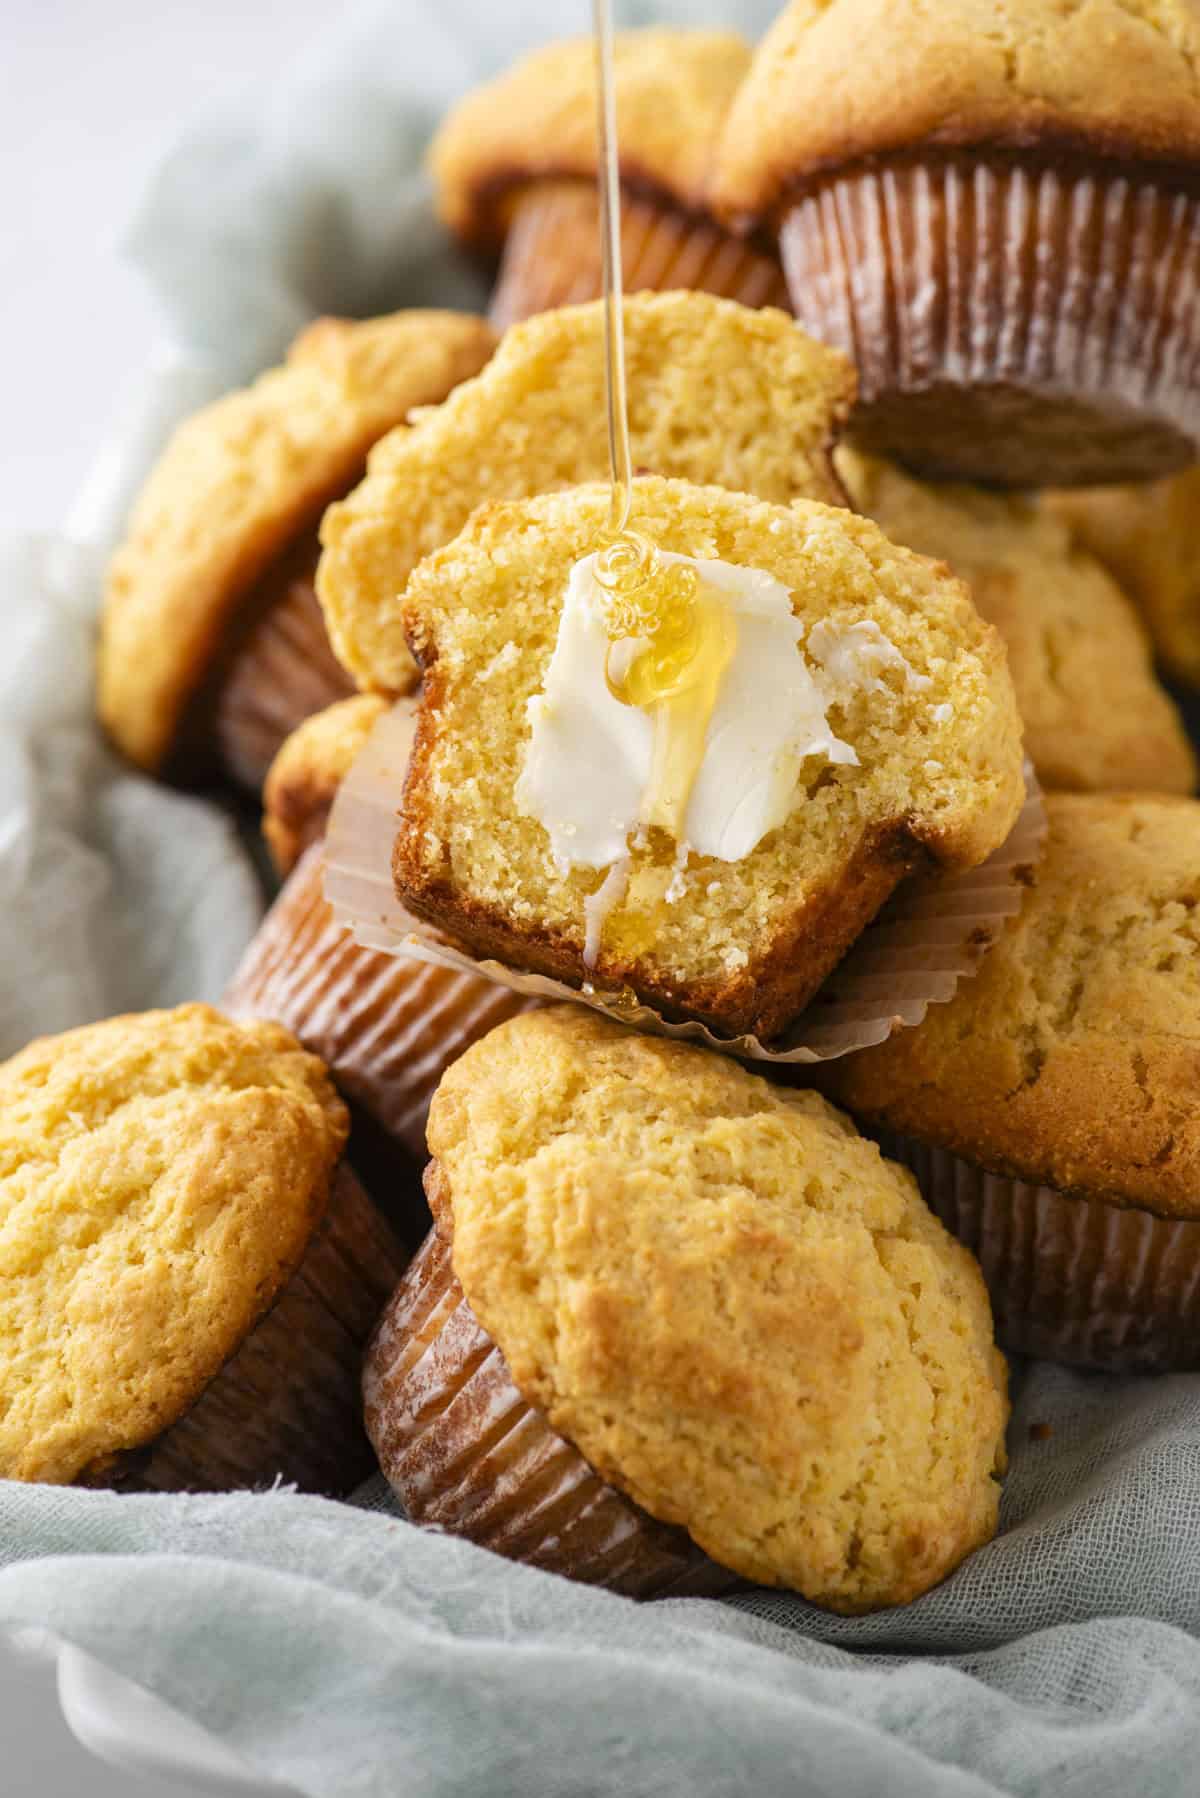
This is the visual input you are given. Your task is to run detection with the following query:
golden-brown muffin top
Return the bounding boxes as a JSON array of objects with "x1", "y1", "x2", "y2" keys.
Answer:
[
  {"x1": 98, "y1": 310, "x2": 496, "y2": 772},
  {"x1": 426, "y1": 1007, "x2": 1008, "y2": 1611},
  {"x1": 1046, "y1": 471, "x2": 1200, "y2": 688},
  {"x1": 263, "y1": 692, "x2": 389, "y2": 876},
  {"x1": 430, "y1": 29, "x2": 752, "y2": 249},
  {"x1": 0, "y1": 1004, "x2": 348, "y2": 1485},
  {"x1": 318, "y1": 290, "x2": 855, "y2": 694},
  {"x1": 714, "y1": 0, "x2": 1200, "y2": 224},
  {"x1": 821, "y1": 793, "x2": 1200, "y2": 1218},
  {"x1": 841, "y1": 452, "x2": 1196, "y2": 796},
  {"x1": 395, "y1": 475, "x2": 1024, "y2": 1041}
]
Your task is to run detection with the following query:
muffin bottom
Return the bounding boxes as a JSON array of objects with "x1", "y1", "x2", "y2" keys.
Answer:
[
  {"x1": 490, "y1": 179, "x2": 790, "y2": 330},
  {"x1": 364, "y1": 1227, "x2": 739, "y2": 1599},
  {"x1": 84, "y1": 1162, "x2": 407, "y2": 1496},
  {"x1": 780, "y1": 155, "x2": 1200, "y2": 486},
  {"x1": 883, "y1": 1134, "x2": 1200, "y2": 1373},
  {"x1": 176, "y1": 530, "x2": 356, "y2": 792}
]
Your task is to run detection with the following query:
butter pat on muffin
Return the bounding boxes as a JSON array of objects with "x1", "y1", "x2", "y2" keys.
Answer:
[
  {"x1": 394, "y1": 476, "x2": 1024, "y2": 1040},
  {"x1": 365, "y1": 1008, "x2": 1009, "y2": 1611}
]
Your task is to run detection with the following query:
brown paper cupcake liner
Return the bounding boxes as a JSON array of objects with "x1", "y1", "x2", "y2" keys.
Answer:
[
  {"x1": 323, "y1": 699, "x2": 1045, "y2": 1065},
  {"x1": 88, "y1": 1163, "x2": 408, "y2": 1496},
  {"x1": 879, "y1": 1133, "x2": 1200, "y2": 1373},
  {"x1": 363, "y1": 1228, "x2": 738, "y2": 1598},
  {"x1": 780, "y1": 156, "x2": 1200, "y2": 486},
  {"x1": 224, "y1": 842, "x2": 538, "y2": 1171},
  {"x1": 205, "y1": 532, "x2": 356, "y2": 791},
  {"x1": 490, "y1": 180, "x2": 790, "y2": 330}
]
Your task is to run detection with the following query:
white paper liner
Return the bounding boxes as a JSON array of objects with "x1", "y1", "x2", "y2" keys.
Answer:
[{"x1": 323, "y1": 700, "x2": 1045, "y2": 1065}]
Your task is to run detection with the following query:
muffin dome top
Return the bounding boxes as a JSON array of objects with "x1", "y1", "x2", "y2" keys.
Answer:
[
  {"x1": 99, "y1": 309, "x2": 495, "y2": 772},
  {"x1": 425, "y1": 1007, "x2": 1008, "y2": 1611},
  {"x1": 262, "y1": 692, "x2": 389, "y2": 876},
  {"x1": 0, "y1": 1004, "x2": 348, "y2": 1484},
  {"x1": 822, "y1": 794, "x2": 1200, "y2": 1218},
  {"x1": 714, "y1": 0, "x2": 1200, "y2": 225},
  {"x1": 430, "y1": 29, "x2": 752, "y2": 250}
]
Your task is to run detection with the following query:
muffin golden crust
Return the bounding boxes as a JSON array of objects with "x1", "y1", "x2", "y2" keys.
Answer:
[
  {"x1": 1046, "y1": 471, "x2": 1200, "y2": 687},
  {"x1": 714, "y1": 0, "x2": 1200, "y2": 225},
  {"x1": 841, "y1": 452, "x2": 1196, "y2": 795},
  {"x1": 263, "y1": 693, "x2": 389, "y2": 876},
  {"x1": 426, "y1": 1008, "x2": 1008, "y2": 1611},
  {"x1": 318, "y1": 291, "x2": 855, "y2": 694},
  {"x1": 0, "y1": 1004, "x2": 349, "y2": 1485},
  {"x1": 821, "y1": 794, "x2": 1200, "y2": 1219},
  {"x1": 431, "y1": 30, "x2": 752, "y2": 250},
  {"x1": 395, "y1": 476, "x2": 1024, "y2": 1041},
  {"x1": 99, "y1": 310, "x2": 496, "y2": 772}
]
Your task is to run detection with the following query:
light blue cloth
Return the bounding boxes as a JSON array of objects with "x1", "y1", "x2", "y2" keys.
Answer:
[{"x1": 2, "y1": 4, "x2": 1199, "y2": 1794}]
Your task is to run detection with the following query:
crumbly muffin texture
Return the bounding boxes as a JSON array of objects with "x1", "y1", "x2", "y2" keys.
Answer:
[
  {"x1": 714, "y1": 0, "x2": 1200, "y2": 225},
  {"x1": 431, "y1": 29, "x2": 752, "y2": 248},
  {"x1": 841, "y1": 452, "x2": 1196, "y2": 795},
  {"x1": 1046, "y1": 471, "x2": 1200, "y2": 688},
  {"x1": 318, "y1": 291, "x2": 855, "y2": 694},
  {"x1": 396, "y1": 476, "x2": 1025, "y2": 1039},
  {"x1": 263, "y1": 693, "x2": 389, "y2": 875},
  {"x1": 426, "y1": 1007, "x2": 1008, "y2": 1611},
  {"x1": 99, "y1": 309, "x2": 495, "y2": 771},
  {"x1": 821, "y1": 794, "x2": 1200, "y2": 1218},
  {"x1": 0, "y1": 1004, "x2": 348, "y2": 1484}
]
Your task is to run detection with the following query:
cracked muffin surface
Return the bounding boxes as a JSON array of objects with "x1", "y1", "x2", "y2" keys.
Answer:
[
  {"x1": 820, "y1": 793, "x2": 1200, "y2": 1218},
  {"x1": 425, "y1": 1006, "x2": 1008, "y2": 1611}
]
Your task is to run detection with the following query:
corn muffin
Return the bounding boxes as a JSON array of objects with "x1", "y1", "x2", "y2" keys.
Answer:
[
  {"x1": 318, "y1": 290, "x2": 855, "y2": 694},
  {"x1": 430, "y1": 30, "x2": 788, "y2": 329},
  {"x1": 98, "y1": 309, "x2": 495, "y2": 784},
  {"x1": 820, "y1": 793, "x2": 1200, "y2": 1371},
  {"x1": 263, "y1": 693, "x2": 390, "y2": 877},
  {"x1": 1046, "y1": 471, "x2": 1200, "y2": 689},
  {"x1": 394, "y1": 476, "x2": 1025, "y2": 1041},
  {"x1": 712, "y1": 0, "x2": 1200, "y2": 485},
  {"x1": 841, "y1": 452, "x2": 1196, "y2": 795},
  {"x1": 0, "y1": 1004, "x2": 405, "y2": 1491},
  {"x1": 365, "y1": 1008, "x2": 1009, "y2": 1610}
]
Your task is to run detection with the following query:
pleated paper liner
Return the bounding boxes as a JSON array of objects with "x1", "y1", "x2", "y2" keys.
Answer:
[
  {"x1": 204, "y1": 530, "x2": 356, "y2": 792},
  {"x1": 363, "y1": 1225, "x2": 739, "y2": 1599},
  {"x1": 779, "y1": 155, "x2": 1200, "y2": 486},
  {"x1": 83, "y1": 1163, "x2": 408, "y2": 1497},
  {"x1": 224, "y1": 841, "x2": 537, "y2": 1172},
  {"x1": 323, "y1": 698, "x2": 1046, "y2": 1066},
  {"x1": 490, "y1": 179, "x2": 790, "y2": 330},
  {"x1": 879, "y1": 1133, "x2": 1200, "y2": 1374}
]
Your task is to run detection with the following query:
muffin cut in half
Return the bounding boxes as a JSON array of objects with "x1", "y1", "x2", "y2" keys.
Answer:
[
  {"x1": 1046, "y1": 470, "x2": 1200, "y2": 690},
  {"x1": 365, "y1": 1008, "x2": 1009, "y2": 1611},
  {"x1": 712, "y1": 0, "x2": 1200, "y2": 486},
  {"x1": 840, "y1": 452, "x2": 1196, "y2": 796},
  {"x1": 394, "y1": 476, "x2": 1025, "y2": 1041},
  {"x1": 98, "y1": 309, "x2": 495, "y2": 786},
  {"x1": 0, "y1": 1005, "x2": 406, "y2": 1492},
  {"x1": 819, "y1": 794, "x2": 1200, "y2": 1372},
  {"x1": 318, "y1": 290, "x2": 855, "y2": 695},
  {"x1": 430, "y1": 29, "x2": 789, "y2": 329}
]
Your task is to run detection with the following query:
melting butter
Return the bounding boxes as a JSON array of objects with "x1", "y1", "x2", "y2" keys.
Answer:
[{"x1": 515, "y1": 551, "x2": 858, "y2": 875}]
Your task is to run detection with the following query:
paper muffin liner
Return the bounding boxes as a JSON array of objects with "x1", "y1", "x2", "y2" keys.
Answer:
[
  {"x1": 89, "y1": 1163, "x2": 407, "y2": 1496},
  {"x1": 224, "y1": 842, "x2": 537, "y2": 1178},
  {"x1": 208, "y1": 533, "x2": 356, "y2": 791},
  {"x1": 363, "y1": 1227, "x2": 738, "y2": 1598},
  {"x1": 322, "y1": 698, "x2": 1045, "y2": 1065},
  {"x1": 779, "y1": 157, "x2": 1200, "y2": 486},
  {"x1": 879, "y1": 1133, "x2": 1200, "y2": 1374},
  {"x1": 490, "y1": 179, "x2": 790, "y2": 330}
]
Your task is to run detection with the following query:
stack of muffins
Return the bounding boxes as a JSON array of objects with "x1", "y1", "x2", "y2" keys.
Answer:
[{"x1": 5, "y1": 2, "x2": 1199, "y2": 1620}]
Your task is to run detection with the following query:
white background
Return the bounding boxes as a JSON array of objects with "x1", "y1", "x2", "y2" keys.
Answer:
[{"x1": 2, "y1": 6, "x2": 329, "y2": 1789}]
